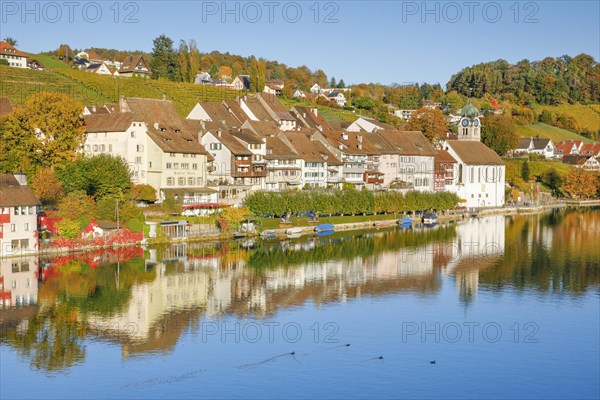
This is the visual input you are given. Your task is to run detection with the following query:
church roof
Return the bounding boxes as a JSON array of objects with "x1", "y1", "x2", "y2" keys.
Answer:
[{"x1": 461, "y1": 102, "x2": 479, "y2": 119}]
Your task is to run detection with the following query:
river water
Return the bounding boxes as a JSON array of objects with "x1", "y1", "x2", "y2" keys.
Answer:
[{"x1": 1, "y1": 208, "x2": 599, "y2": 399}]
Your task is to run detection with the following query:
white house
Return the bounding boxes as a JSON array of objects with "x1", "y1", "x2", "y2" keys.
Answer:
[
  {"x1": 514, "y1": 137, "x2": 555, "y2": 158},
  {"x1": 326, "y1": 91, "x2": 346, "y2": 107},
  {"x1": 0, "y1": 41, "x2": 27, "y2": 68},
  {"x1": 232, "y1": 75, "x2": 251, "y2": 91},
  {"x1": 86, "y1": 62, "x2": 115, "y2": 76},
  {"x1": 0, "y1": 174, "x2": 40, "y2": 258},
  {"x1": 310, "y1": 83, "x2": 322, "y2": 95},
  {"x1": 394, "y1": 109, "x2": 416, "y2": 122},
  {"x1": 347, "y1": 116, "x2": 391, "y2": 133}
]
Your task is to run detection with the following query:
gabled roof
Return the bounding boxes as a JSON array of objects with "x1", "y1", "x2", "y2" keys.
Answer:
[
  {"x1": 242, "y1": 120, "x2": 280, "y2": 137},
  {"x1": 204, "y1": 130, "x2": 251, "y2": 156},
  {"x1": 290, "y1": 106, "x2": 333, "y2": 131},
  {"x1": 119, "y1": 55, "x2": 150, "y2": 74},
  {"x1": 231, "y1": 128, "x2": 263, "y2": 145},
  {"x1": 0, "y1": 41, "x2": 27, "y2": 58},
  {"x1": 222, "y1": 100, "x2": 248, "y2": 123},
  {"x1": 125, "y1": 98, "x2": 209, "y2": 155},
  {"x1": 0, "y1": 174, "x2": 40, "y2": 207},
  {"x1": 283, "y1": 132, "x2": 342, "y2": 165},
  {"x1": 381, "y1": 130, "x2": 436, "y2": 156},
  {"x1": 242, "y1": 96, "x2": 274, "y2": 121},
  {"x1": 198, "y1": 102, "x2": 243, "y2": 127},
  {"x1": 0, "y1": 97, "x2": 13, "y2": 117},
  {"x1": 233, "y1": 75, "x2": 251, "y2": 89},
  {"x1": 321, "y1": 130, "x2": 379, "y2": 155},
  {"x1": 580, "y1": 143, "x2": 600, "y2": 156},
  {"x1": 84, "y1": 50, "x2": 104, "y2": 61},
  {"x1": 435, "y1": 149, "x2": 457, "y2": 164},
  {"x1": 562, "y1": 155, "x2": 590, "y2": 166},
  {"x1": 446, "y1": 141, "x2": 504, "y2": 165},
  {"x1": 256, "y1": 93, "x2": 296, "y2": 121},
  {"x1": 84, "y1": 112, "x2": 134, "y2": 132},
  {"x1": 265, "y1": 136, "x2": 298, "y2": 160}
]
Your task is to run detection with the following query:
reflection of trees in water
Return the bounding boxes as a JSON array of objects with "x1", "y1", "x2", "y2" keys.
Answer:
[{"x1": 480, "y1": 208, "x2": 600, "y2": 293}]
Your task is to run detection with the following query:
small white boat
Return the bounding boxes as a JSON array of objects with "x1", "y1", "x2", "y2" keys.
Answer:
[
  {"x1": 285, "y1": 227, "x2": 302, "y2": 235},
  {"x1": 422, "y1": 214, "x2": 438, "y2": 224}
]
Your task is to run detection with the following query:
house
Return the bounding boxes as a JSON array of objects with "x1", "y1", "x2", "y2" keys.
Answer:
[
  {"x1": 0, "y1": 41, "x2": 27, "y2": 68},
  {"x1": 562, "y1": 155, "x2": 600, "y2": 171},
  {"x1": 422, "y1": 100, "x2": 441, "y2": 109},
  {"x1": 578, "y1": 143, "x2": 600, "y2": 158},
  {"x1": 76, "y1": 50, "x2": 105, "y2": 64},
  {"x1": 86, "y1": 62, "x2": 114, "y2": 75},
  {"x1": 263, "y1": 80, "x2": 284, "y2": 96},
  {"x1": 447, "y1": 114, "x2": 462, "y2": 124},
  {"x1": 434, "y1": 150, "x2": 457, "y2": 191},
  {"x1": 283, "y1": 132, "x2": 339, "y2": 188},
  {"x1": 326, "y1": 91, "x2": 346, "y2": 107},
  {"x1": 347, "y1": 116, "x2": 392, "y2": 133},
  {"x1": 81, "y1": 220, "x2": 120, "y2": 238},
  {"x1": 194, "y1": 72, "x2": 212, "y2": 85},
  {"x1": 0, "y1": 254, "x2": 39, "y2": 308},
  {"x1": 264, "y1": 134, "x2": 303, "y2": 191},
  {"x1": 369, "y1": 130, "x2": 436, "y2": 191},
  {"x1": 393, "y1": 109, "x2": 416, "y2": 122},
  {"x1": 0, "y1": 173, "x2": 40, "y2": 258},
  {"x1": 83, "y1": 96, "x2": 211, "y2": 202},
  {"x1": 310, "y1": 83, "x2": 321, "y2": 95},
  {"x1": 118, "y1": 55, "x2": 151, "y2": 78},
  {"x1": 238, "y1": 94, "x2": 297, "y2": 131},
  {"x1": 514, "y1": 137, "x2": 555, "y2": 158},
  {"x1": 232, "y1": 75, "x2": 251, "y2": 91},
  {"x1": 293, "y1": 89, "x2": 306, "y2": 98},
  {"x1": 186, "y1": 102, "x2": 243, "y2": 128},
  {"x1": 0, "y1": 97, "x2": 13, "y2": 118},
  {"x1": 290, "y1": 106, "x2": 332, "y2": 132},
  {"x1": 554, "y1": 140, "x2": 583, "y2": 158},
  {"x1": 26, "y1": 58, "x2": 44, "y2": 70}
]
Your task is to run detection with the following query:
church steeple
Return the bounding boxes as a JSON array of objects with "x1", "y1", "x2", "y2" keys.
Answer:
[{"x1": 458, "y1": 102, "x2": 481, "y2": 141}]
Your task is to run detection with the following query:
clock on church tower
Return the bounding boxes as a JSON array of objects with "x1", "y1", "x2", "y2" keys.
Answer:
[{"x1": 458, "y1": 102, "x2": 481, "y2": 141}]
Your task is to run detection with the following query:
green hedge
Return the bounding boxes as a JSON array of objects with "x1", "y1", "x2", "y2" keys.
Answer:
[{"x1": 245, "y1": 189, "x2": 460, "y2": 217}]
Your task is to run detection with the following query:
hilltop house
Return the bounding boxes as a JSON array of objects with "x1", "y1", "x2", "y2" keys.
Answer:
[
  {"x1": 394, "y1": 109, "x2": 416, "y2": 122},
  {"x1": 232, "y1": 75, "x2": 251, "y2": 91},
  {"x1": 194, "y1": 72, "x2": 213, "y2": 85},
  {"x1": 118, "y1": 55, "x2": 151, "y2": 78},
  {"x1": 563, "y1": 155, "x2": 600, "y2": 171},
  {"x1": 0, "y1": 174, "x2": 40, "y2": 258},
  {"x1": 554, "y1": 140, "x2": 583, "y2": 158},
  {"x1": 514, "y1": 137, "x2": 555, "y2": 158},
  {"x1": 86, "y1": 62, "x2": 117, "y2": 76},
  {"x1": 347, "y1": 116, "x2": 392, "y2": 133},
  {"x1": 83, "y1": 96, "x2": 212, "y2": 203},
  {"x1": 0, "y1": 41, "x2": 27, "y2": 68},
  {"x1": 579, "y1": 143, "x2": 600, "y2": 158},
  {"x1": 326, "y1": 91, "x2": 346, "y2": 107},
  {"x1": 443, "y1": 103, "x2": 505, "y2": 208}
]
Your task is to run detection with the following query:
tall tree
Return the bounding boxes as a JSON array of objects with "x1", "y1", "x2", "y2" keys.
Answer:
[
  {"x1": 149, "y1": 35, "x2": 180, "y2": 81},
  {"x1": 481, "y1": 114, "x2": 518, "y2": 155},
  {"x1": 338, "y1": 79, "x2": 346, "y2": 88},
  {"x1": 330, "y1": 76, "x2": 337, "y2": 88},
  {"x1": 178, "y1": 40, "x2": 190, "y2": 83},
  {"x1": 3, "y1": 37, "x2": 17, "y2": 46},
  {"x1": 188, "y1": 40, "x2": 200, "y2": 82},
  {"x1": 0, "y1": 92, "x2": 85, "y2": 176}
]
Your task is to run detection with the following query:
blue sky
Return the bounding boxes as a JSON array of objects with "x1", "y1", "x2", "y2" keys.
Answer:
[{"x1": 2, "y1": 1, "x2": 599, "y2": 86}]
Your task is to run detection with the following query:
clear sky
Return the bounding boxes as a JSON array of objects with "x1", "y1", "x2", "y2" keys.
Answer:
[{"x1": 2, "y1": 0, "x2": 599, "y2": 86}]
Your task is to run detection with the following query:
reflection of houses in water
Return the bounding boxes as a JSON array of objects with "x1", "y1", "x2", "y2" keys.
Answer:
[
  {"x1": 0, "y1": 256, "x2": 38, "y2": 308},
  {"x1": 443, "y1": 215, "x2": 506, "y2": 302}
]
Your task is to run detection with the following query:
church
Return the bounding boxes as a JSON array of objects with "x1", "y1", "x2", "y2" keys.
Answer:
[{"x1": 442, "y1": 103, "x2": 506, "y2": 209}]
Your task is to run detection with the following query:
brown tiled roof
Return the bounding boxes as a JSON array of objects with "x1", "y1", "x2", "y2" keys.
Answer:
[
  {"x1": 321, "y1": 130, "x2": 379, "y2": 155},
  {"x1": 380, "y1": 130, "x2": 436, "y2": 157},
  {"x1": 579, "y1": 143, "x2": 600, "y2": 156},
  {"x1": 203, "y1": 130, "x2": 251, "y2": 155},
  {"x1": 119, "y1": 55, "x2": 150, "y2": 74},
  {"x1": 0, "y1": 174, "x2": 40, "y2": 207},
  {"x1": 365, "y1": 132, "x2": 397, "y2": 154},
  {"x1": 242, "y1": 97, "x2": 273, "y2": 121},
  {"x1": 126, "y1": 98, "x2": 209, "y2": 155},
  {"x1": 446, "y1": 141, "x2": 504, "y2": 165},
  {"x1": 283, "y1": 133, "x2": 342, "y2": 165},
  {"x1": 84, "y1": 112, "x2": 133, "y2": 132},
  {"x1": 243, "y1": 120, "x2": 280, "y2": 137},
  {"x1": 0, "y1": 41, "x2": 27, "y2": 58},
  {"x1": 435, "y1": 150, "x2": 457, "y2": 164},
  {"x1": 222, "y1": 100, "x2": 248, "y2": 123},
  {"x1": 291, "y1": 106, "x2": 333, "y2": 131},
  {"x1": 562, "y1": 155, "x2": 589, "y2": 166},
  {"x1": 84, "y1": 50, "x2": 104, "y2": 61},
  {"x1": 0, "y1": 97, "x2": 13, "y2": 117},
  {"x1": 199, "y1": 103, "x2": 242, "y2": 126},
  {"x1": 232, "y1": 128, "x2": 263, "y2": 145},
  {"x1": 265, "y1": 136, "x2": 298, "y2": 160}
]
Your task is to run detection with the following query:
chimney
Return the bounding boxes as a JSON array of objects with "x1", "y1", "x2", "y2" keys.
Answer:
[
  {"x1": 119, "y1": 95, "x2": 126, "y2": 112},
  {"x1": 311, "y1": 107, "x2": 318, "y2": 117},
  {"x1": 13, "y1": 172, "x2": 27, "y2": 186},
  {"x1": 217, "y1": 129, "x2": 222, "y2": 137},
  {"x1": 153, "y1": 122, "x2": 159, "y2": 130}
]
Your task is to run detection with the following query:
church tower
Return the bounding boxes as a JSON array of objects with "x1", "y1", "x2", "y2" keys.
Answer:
[{"x1": 458, "y1": 102, "x2": 481, "y2": 141}]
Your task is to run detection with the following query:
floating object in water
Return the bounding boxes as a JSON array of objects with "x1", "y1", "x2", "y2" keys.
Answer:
[
  {"x1": 422, "y1": 213, "x2": 438, "y2": 224},
  {"x1": 314, "y1": 223, "x2": 334, "y2": 233},
  {"x1": 238, "y1": 352, "x2": 295, "y2": 369},
  {"x1": 430, "y1": 360, "x2": 436, "y2": 364},
  {"x1": 397, "y1": 217, "x2": 413, "y2": 225}
]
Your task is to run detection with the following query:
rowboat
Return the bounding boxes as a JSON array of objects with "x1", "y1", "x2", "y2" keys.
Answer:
[
  {"x1": 422, "y1": 214, "x2": 438, "y2": 224},
  {"x1": 314, "y1": 223, "x2": 334, "y2": 233},
  {"x1": 285, "y1": 227, "x2": 302, "y2": 235},
  {"x1": 397, "y1": 217, "x2": 413, "y2": 225},
  {"x1": 260, "y1": 229, "x2": 277, "y2": 238}
]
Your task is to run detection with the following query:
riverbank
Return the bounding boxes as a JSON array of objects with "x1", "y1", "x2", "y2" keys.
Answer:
[{"x1": 6, "y1": 201, "x2": 599, "y2": 259}]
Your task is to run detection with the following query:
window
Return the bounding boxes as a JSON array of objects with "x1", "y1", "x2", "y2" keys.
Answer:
[
  {"x1": 197, "y1": 178, "x2": 203, "y2": 185},
  {"x1": 188, "y1": 177, "x2": 194, "y2": 186},
  {"x1": 109, "y1": 144, "x2": 113, "y2": 152},
  {"x1": 210, "y1": 143, "x2": 222, "y2": 150},
  {"x1": 166, "y1": 163, "x2": 172, "y2": 169},
  {"x1": 182, "y1": 163, "x2": 189, "y2": 170},
  {"x1": 131, "y1": 131, "x2": 136, "y2": 138},
  {"x1": 141, "y1": 171, "x2": 145, "y2": 178},
  {"x1": 136, "y1": 157, "x2": 142, "y2": 164},
  {"x1": 173, "y1": 163, "x2": 179, "y2": 169},
  {"x1": 137, "y1": 144, "x2": 144, "y2": 152},
  {"x1": 178, "y1": 177, "x2": 185, "y2": 185},
  {"x1": 170, "y1": 153, "x2": 176, "y2": 157},
  {"x1": 149, "y1": 161, "x2": 153, "y2": 168},
  {"x1": 93, "y1": 144, "x2": 98, "y2": 152},
  {"x1": 192, "y1": 163, "x2": 198, "y2": 170},
  {"x1": 167, "y1": 177, "x2": 174, "y2": 186},
  {"x1": 24, "y1": 223, "x2": 29, "y2": 231},
  {"x1": 10, "y1": 224, "x2": 16, "y2": 232}
]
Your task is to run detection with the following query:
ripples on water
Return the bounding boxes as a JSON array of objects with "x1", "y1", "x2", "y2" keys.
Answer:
[{"x1": 1, "y1": 208, "x2": 599, "y2": 399}]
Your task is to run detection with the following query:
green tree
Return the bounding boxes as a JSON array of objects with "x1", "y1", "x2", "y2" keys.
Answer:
[
  {"x1": 481, "y1": 114, "x2": 518, "y2": 156},
  {"x1": 352, "y1": 96, "x2": 375, "y2": 110},
  {"x1": 150, "y1": 35, "x2": 180, "y2": 81},
  {"x1": 521, "y1": 160, "x2": 530, "y2": 181},
  {"x1": 3, "y1": 37, "x2": 17, "y2": 46},
  {"x1": 129, "y1": 184, "x2": 157, "y2": 203},
  {"x1": 188, "y1": 40, "x2": 200, "y2": 82},
  {"x1": 58, "y1": 154, "x2": 132, "y2": 200},
  {"x1": 330, "y1": 76, "x2": 337, "y2": 88},
  {"x1": 56, "y1": 218, "x2": 82, "y2": 238},
  {"x1": 338, "y1": 79, "x2": 346, "y2": 88},
  {"x1": 540, "y1": 168, "x2": 563, "y2": 197},
  {"x1": 178, "y1": 40, "x2": 190, "y2": 83},
  {"x1": 0, "y1": 93, "x2": 85, "y2": 176}
]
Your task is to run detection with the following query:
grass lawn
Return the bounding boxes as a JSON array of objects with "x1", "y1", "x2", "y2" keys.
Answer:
[
  {"x1": 516, "y1": 123, "x2": 594, "y2": 144},
  {"x1": 258, "y1": 213, "x2": 400, "y2": 230},
  {"x1": 531, "y1": 103, "x2": 600, "y2": 134},
  {"x1": 28, "y1": 54, "x2": 72, "y2": 70}
]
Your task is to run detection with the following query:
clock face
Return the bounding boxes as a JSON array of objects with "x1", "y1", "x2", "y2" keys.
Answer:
[
  {"x1": 461, "y1": 119, "x2": 469, "y2": 127},
  {"x1": 473, "y1": 119, "x2": 480, "y2": 127}
]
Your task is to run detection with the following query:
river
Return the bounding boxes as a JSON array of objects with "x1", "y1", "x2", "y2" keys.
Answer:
[{"x1": 1, "y1": 208, "x2": 599, "y2": 399}]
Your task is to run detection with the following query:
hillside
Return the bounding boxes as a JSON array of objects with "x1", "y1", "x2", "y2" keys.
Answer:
[
  {"x1": 531, "y1": 104, "x2": 600, "y2": 134},
  {"x1": 516, "y1": 123, "x2": 595, "y2": 144}
]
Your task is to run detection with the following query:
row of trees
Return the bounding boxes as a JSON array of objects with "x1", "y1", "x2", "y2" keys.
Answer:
[
  {"x1": 245, "y1": 189, "x2": 460, "y2": 217},
  {"x1": 447, "y1": 54, "x2": 600, "y2": 105}
]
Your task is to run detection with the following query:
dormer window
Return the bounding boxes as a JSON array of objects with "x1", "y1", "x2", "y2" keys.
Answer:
[
  {"x1": 175, "y1": 129, "x2": 181, "y2": 133},
  {"x1": 160, "y1": 128, "x2": 166, "y2": 132}
]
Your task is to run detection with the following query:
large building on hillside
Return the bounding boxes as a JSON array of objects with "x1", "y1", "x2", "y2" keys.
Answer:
[
  {"x1": 443, "y1": 103, "x2": 506, "y2": 208},
  {"x1": 0, "y1": 174, "x2": 40, "y2": 258},
  {"x1": 83, "y1": 97, "x2": 213, "y2": 204}
]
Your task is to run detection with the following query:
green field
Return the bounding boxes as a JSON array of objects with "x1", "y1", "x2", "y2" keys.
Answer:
[
  {"x1": 280, "y1": 97, "x2": 358, "y2": 122},
  {"x1": 516, "y1": 123, "x2": 595, "y2": 144},
  {"x1": 531, "y1": 103, "x2": 600, "y2": 134},
  {"x1": 504, "y1": 158, "x2": 575, "y2": 192}
]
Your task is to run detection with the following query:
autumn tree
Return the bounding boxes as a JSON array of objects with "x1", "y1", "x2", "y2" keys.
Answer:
[
  {"x1": 481, "y1": 113, "x2": 518, "y2": 156},
  {"x1": 564, "y1": 169, "x2": 597, "y2": 199},
  {"x1": 188, "y1": 40, "x2": 200, "y2": 82},
  {"x1": 0, "y1": 92, "x2": 85, "y2": 176},
  {"x1": 218, "y1": 65, "x2": 233, "y2": 80},
  {"x1": 178, "y1": 40, "x2": 190, "y2": 83},
  {"x1": 129, "y1": 184, "x2": 157, "y2": 203},
  {"x1": 31, "y1": 168, "x2": 65, "y2": 208},
  {"x1": 404, "y1": 107, "x2": 448, "y2": 142}
]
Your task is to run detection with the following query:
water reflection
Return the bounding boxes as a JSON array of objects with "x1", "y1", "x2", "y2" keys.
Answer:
[{"x1": 1, "y1": 208, "x2": 599, "y2": 372}]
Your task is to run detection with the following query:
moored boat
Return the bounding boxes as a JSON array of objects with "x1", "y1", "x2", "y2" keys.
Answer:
[
  {"x1": 397, "y1": 217, "x2": 413, "y2": 225},
  {"x1": 285, "y1": 227, "x2": 302, "y2": 235},
  {"x1": 260, "y1": 229, "x2": 277, "y2": 238},
  {"x1": 314, "y1": 223, "x2": 334, "y2": 233},
  {"x1": 422, "y1": 213, "x2": 438, "y2": 224}
]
